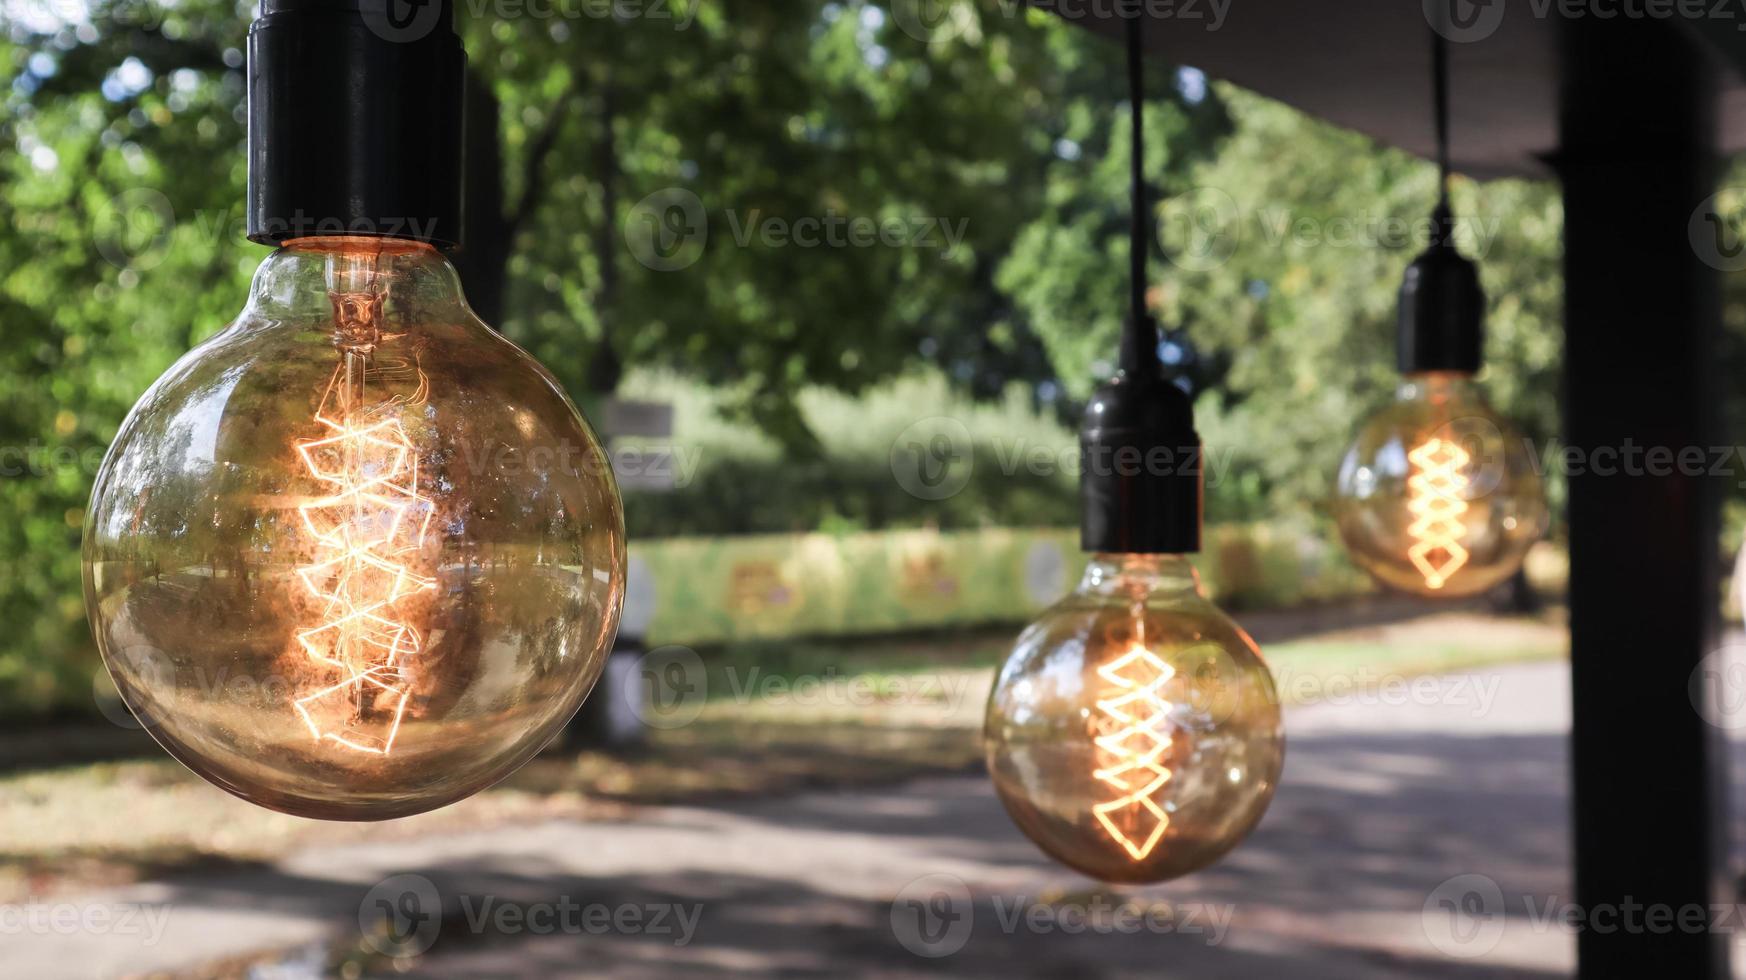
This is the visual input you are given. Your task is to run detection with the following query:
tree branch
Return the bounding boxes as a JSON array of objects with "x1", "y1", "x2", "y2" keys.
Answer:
[{"x1": 504, "y1": 80, "x2": 582, "y2": 242}]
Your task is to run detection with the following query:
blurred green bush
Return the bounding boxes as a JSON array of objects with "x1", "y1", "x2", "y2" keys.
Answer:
[
  {"x1": 630, "y1": 523, "x2": 1374, "y2": 647},
  {"x1": 615, "y1": 370, "x2": 1272, "y2": 538}
]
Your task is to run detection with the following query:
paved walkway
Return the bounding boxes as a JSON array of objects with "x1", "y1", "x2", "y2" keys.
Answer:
[{"x1": 7, "y1": 660, "x2": 1725, "y2": 978}]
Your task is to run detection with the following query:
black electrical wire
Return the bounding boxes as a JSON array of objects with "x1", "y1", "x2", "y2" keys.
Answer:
[
  {"x1": 1432, "y1": 29, "x2": 1451, "y2": 200},
  {"x1": 1429, "y1": 23, "x2": 1455, "y2": 243},
  {"x1": 1120, "y1": 8, "x2": 1155, "y2": 376}
]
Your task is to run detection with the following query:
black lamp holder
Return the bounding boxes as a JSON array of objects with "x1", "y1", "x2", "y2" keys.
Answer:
[
  {"x1": 1079, "y1": 9, "x2": 1203, "y2": 555},
  {"x1": 247, "y1": 0, "x2": 467, "y2": 249}
]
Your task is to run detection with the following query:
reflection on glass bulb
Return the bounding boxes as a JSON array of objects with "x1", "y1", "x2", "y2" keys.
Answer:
[
  {"x1": 1334, "y1": 373, "x2": 1547, "y2": 599},
  {"x1": 83, "y1": 237, "x2": 625, "y2": 820},
  {"x1": 985, "y1": 554, "x2": 1284, "y2": 884}
]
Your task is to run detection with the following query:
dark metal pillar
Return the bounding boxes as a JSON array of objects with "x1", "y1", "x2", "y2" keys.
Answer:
[{"x1": 1559, "y1": 19, "x2": 1727, "y2": 980}]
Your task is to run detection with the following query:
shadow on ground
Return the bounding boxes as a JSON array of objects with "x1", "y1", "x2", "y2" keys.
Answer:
[{"x1": 124, "y1": 720, "x2": 1572, "y2": 978}]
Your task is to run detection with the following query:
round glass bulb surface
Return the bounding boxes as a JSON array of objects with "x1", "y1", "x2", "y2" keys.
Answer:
[
  {"x1": 984, "y1": 554, "x2": 1284, "y2": 884},
  {"x1": 83, "y1": 237, "x2": 625, "y2": 820},
  {"x1": 1333, "y1": 373, "x2": 1547, "y2": 599}
]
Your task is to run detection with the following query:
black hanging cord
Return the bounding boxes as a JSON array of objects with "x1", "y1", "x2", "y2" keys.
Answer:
[
  {"x1": 1120, "y1": 8, "x2": 1154, "y2": 375},
  {"x1": 1394, "y1": 16, "x2": 1484, "y2": 377},
  {"x1": 1429, "y1": 23, "x2": 1454, "y2": 243},
  {"x1": 1080, "y1": 4, "x2": 1203, "y2": 555},
  {"x1": 1080, "y1": 6, "x2": 1202, "y2": 555}
]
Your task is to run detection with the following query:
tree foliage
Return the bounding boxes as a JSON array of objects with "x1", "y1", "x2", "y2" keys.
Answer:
[
  {"x1": 1156, "y1": 86, "x2": 1565, "y2": 519},
  {"x1": 23, "y1": 2, "x2": 1718, "y2": 718},
  {"x1": 0, "y1": 1, "x2": 1221, "y2": 710}
]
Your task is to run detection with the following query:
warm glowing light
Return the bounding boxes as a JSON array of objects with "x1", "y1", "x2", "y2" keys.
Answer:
[
  {"x1": 1334, "y1": 376, "x2": 1547, "y2": 600},
  {"x1": 1090, "y1": 636, "x2": 1177, "y2": 862},
  {"x1": 985, "y1": 554, "x2": 1282, "y2": 883},
  {"x1": 1405, "y1": 437, "x2": 1471, "y2": 590},
  {"x1": 84, "y1": 237, "x2": 626, "y2": 820},
  {"x1": 292, "y1": 361, "x2": 435, "y2": 755}
]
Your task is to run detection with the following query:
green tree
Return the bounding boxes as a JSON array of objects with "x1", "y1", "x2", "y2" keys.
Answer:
[
  {"x1": 0, "y1": 1, "x2": 1223, "y2": 711},
  {"x1": 1009, "y1": 84, "x2": 1564, "y2": 521}
]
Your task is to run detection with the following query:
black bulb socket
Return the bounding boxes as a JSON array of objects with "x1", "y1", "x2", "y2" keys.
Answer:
[
  {"x1": 247, "y1": 0, "x2": 467, "y2": 249},
  {"x1": 1080, "y1": 318, "x2": 1203, "y2": 555},
  {"x1": 1397, "y1": 232, "x2": 1485, "y2": 375}
]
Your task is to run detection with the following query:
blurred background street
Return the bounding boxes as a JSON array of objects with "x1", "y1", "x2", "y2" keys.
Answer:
[{"x1": 1, "y1": 604, "x2": 1611, "y2": 978}]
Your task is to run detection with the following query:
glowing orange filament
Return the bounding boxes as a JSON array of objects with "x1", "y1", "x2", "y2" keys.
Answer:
[
  {"x1": 1406, "y1": 437, "x2": 1471, "y2": 590},
  {"x1": 1091, "y1": 642, "x2": 1176, "y2": 862},
  {"x1": 292, "y1": 363, "x2": 433, "y2": 755}
]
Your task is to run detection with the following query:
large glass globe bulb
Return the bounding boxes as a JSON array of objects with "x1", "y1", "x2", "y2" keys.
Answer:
[
  {"x1": 83, "y1": 237, "x2": 625, "y2": 820},
  {"x1": 1333, "y1": 372, "x2": 1547, "y2": 599},
  {"x1": 985, "y1": 553, "x2": 1284, "y2": 884}
]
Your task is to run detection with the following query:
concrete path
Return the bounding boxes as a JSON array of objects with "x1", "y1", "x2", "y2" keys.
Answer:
[{"x1": 6, "y1": 660, "x2": 1728, "y2": 978}]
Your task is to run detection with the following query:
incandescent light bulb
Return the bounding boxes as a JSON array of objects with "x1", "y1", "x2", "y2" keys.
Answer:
[
  {"x1": 82, "y1": 237, "x2": 624, "y2": 820},
  {"x1": 1333, "y1": 374, "x2": 1546, "y2": 599},
  {"x1": 82, "y1": 0, "x2": 624, "y2": 821},
  {"x1": 989, "y1": 13, "x2": 1283, "y2": 884},
  {"x1": 985, "y1": 553, "x2": 1284, "y2": 883}
]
